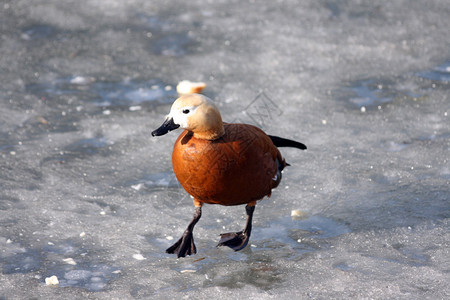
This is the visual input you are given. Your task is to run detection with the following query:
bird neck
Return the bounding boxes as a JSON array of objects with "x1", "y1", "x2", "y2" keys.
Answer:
[{"x1": 193, "y1": 123, "x2": 225, "y2": 140}]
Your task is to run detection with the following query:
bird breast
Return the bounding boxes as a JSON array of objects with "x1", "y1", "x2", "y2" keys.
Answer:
[{"x1": 172, "y1": 124, "x2": 281, "y2": 206}]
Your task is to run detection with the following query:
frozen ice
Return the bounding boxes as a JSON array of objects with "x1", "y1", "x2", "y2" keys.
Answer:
[{"x1": 1, "y1": 0, "x2": 449, "y2": 299}]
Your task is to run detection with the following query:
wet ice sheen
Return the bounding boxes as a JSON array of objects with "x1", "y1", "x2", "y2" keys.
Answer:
[
  {"x1": 347, "y1": 79, "x2": 394, "y2": 108},
  {"x1": 0, "y1": 0, "x2": 449, "y2": 299},
  {"x1": 418, "y1": 61, "x2": 450, "y2": 83},
  {"x1": 26, "y1": 77, "x2": 177, "y2": 108}
]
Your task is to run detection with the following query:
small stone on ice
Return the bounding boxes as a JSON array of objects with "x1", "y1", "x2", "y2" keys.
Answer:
[
  {"x1": 38, "y1": 116, "x2": 49, "y2": 124},
  {"x1": 100, "y1": 211, "x2": 106, "y2": 215},
  {"x1": 291, "y1": 209, "x2": 308, "y2": 220},
  {"x1": 176, "y1": 80, "x2": 206, "y2": 95},
  {"x1": 79, "y1": 232, "x2": 86, "y2": 237},
  {"x1": 45, "y1": 275, "x2": 59, "y2": 286},
  {"x1": 63, "y1": 258, "x2": 77, "y2": 265},
  {"x1": 166, "y1": 236, "x2": 174, "y2": 241}
]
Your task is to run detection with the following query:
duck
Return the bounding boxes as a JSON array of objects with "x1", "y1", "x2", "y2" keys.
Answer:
[{"x1": 152, "y1": 93, "x2": 306, "y2": 258}]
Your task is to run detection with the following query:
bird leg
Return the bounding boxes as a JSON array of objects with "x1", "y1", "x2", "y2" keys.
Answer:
[
  {"x1": 166, "y1": 206, "x2": 202, "y2": 258},
  {"x1": 217, "y1": 204, "x2": 255, "y2": 251}
]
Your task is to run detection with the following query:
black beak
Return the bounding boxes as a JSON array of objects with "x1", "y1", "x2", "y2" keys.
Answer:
[{"x1": 151, "y1": 118, "x2": 180, "y2": 136}]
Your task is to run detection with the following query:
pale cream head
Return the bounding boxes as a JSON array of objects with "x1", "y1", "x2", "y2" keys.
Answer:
[{"x1": 167, "y1": 94, "x2": 225, "y2": 140}]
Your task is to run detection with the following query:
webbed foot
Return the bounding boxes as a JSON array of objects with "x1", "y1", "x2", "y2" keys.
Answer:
[
  {"x1": 217, "y1": 231, "x2": 249, "y2": 251},
  {"x1": 217, "y1": 204, "x2": 255, "y2": 252},
  {"x1": 166, "y1": 206, "x2": 202, "y2": 258},
  {"x1": 166, "y1": 231, "x2": 197, "y2": 258}
]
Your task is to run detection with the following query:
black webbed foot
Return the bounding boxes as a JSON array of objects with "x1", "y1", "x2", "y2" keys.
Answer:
[
  {"x1": 166, "y1": 231, "x2": 197, "y2": 258},
  {"x1": 166, "y1": 206, "x2": 202, "y2": 258},
  {"x1": 217, "y1": 204, "x2": 255, "y2": 252},
  {"x1": 217, "y1": 231, "x2": 250, "y2": 251}
]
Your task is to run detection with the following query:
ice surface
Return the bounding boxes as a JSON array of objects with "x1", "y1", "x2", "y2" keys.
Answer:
[{"x1": 0, "y1": 0, "x2": 449, "y2": 299}]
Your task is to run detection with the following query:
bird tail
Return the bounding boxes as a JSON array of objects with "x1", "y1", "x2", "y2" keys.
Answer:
[{"x1": 268, "y1": 135, "x2": 307, "y2": 150}]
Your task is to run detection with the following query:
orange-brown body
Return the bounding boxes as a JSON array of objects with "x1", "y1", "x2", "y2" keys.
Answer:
[{"x1": 172, "y1": 123, "x2": 284, "y2": 206}]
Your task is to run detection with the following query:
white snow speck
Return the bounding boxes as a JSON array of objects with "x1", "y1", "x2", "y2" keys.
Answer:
[
  {"x1": 129, "y1": 106, "x2": 142, "y2": 111},
  {"x1": 70, "y1": 76, "x2": 92, "y2": 85},
  {"x1": 132, "y1": 253, "x2": 146, "y2": 261},
  {"x1": 131, "y1": 183, "x2": 144, "y2": 191},
  {"x1": 45, "y1": 275, "x2": 59, "y2": 286}
]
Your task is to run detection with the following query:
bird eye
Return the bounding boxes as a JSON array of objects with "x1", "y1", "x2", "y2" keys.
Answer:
[{"x1": 182, "y1": 109, "x2": 190, "y2": 114}]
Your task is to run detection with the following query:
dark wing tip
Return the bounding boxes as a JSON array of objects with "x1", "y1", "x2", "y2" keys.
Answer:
[{"x1": 268, "y1": 135, "x2": 307, "y2": 150}]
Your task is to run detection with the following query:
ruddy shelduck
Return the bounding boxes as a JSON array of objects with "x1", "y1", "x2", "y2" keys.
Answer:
[{"x1": 152, "y1": 94, "x2": 306, "y2": 257}]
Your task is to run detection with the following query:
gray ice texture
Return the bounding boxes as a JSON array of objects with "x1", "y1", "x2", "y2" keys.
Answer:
[{"x1": 0, "y1": 0, "x2": 449, "y2": 299}]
